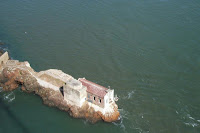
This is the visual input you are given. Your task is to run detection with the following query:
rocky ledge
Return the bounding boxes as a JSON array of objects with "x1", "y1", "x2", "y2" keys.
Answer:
[{"x1": 0, "y1": 53, "x2": 120, "y2": 123}]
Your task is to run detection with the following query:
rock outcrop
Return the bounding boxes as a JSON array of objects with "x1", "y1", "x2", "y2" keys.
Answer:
[{"x1": 0, "y1": 58, "x2": 120, "y2": 123}]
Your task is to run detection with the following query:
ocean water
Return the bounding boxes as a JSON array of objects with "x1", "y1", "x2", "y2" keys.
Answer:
[{"x1": 0, "y1": 0, "x2": 200, "y2": 133}]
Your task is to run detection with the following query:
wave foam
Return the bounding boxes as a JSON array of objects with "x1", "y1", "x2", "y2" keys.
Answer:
[
  {"x1": 127, "y1": 91, "x2": 134, "y2": 99},
  {"x1": 3, "y1": 92, "x2": 15, "y2": 102},
  {"x1": 184, "y1": 122, "x2": 198, "y2": 127},
  {"x1": 112, "y1": 108, "x2": 129, "y2": 132},
  {"x1": 0, "y1": 87, "x2": 3, "y2": 92}
]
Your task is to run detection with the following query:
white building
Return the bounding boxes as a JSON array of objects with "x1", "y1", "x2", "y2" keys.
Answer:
[{"x1": 63, "y1": 78, "x2": 87, "y2": 107}]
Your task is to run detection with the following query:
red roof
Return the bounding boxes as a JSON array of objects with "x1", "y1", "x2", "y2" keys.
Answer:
[{"x1": 79, "y1": 78, "x2": 108, "y2": 98}]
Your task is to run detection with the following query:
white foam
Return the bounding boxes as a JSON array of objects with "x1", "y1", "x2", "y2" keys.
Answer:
[
  {"x1": 189, "y1": 116, "x2": 195, "y2": 120},
  {"x1": 112, "y1": 114, "x2": 126, "y2": 132},
  {"x1": 118, "y1": 108, "x2": 129, "y2": 120},
  {"x1": 127, "y1": 90, "x2": 135, "y2": 99},
  {"x1": 3, "y1": 92, "x2": 15, "y2": 102},
  {"x1": 83, "y1": 119, "x2": 89, "y2": 125},
  {"x1": 8, "y1": 96, "x2": 15, "y2": 102},
  {"x1": 184, "y1": 122, "x2": 198, "y2": 127}
]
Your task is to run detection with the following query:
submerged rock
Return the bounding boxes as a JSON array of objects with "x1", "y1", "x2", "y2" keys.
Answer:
[{"x1": 0, "y1": 42, "x2": 4, "y2": 45}]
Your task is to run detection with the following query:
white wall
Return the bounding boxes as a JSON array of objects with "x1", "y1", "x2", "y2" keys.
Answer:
[
  {"x1": 0, "y1": 52, "x2": 9, "y2": 68},
  {"x1": 63, "y1": 79, "x2": 87, "y2": 107},
  {"x1": 103, "y1": 89, "x2": 115, "y2": 109},
  {"x1": 104, "y1": 94, "x2": 109, "y2": 108}
]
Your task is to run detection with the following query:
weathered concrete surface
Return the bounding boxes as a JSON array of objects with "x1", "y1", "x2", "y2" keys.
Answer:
[
  {"x1": 0, "y1": 52, "x2": 9, "y2": 69},
  {"x1": 0, "y1": 59, "x2": 120, "y2": 123}
]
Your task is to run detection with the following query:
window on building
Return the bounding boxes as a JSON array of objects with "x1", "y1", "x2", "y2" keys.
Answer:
[
  {"x1": 99, "y1": 99, "x2": 101, "y2": 103},
  {"x1": 88, "y1": 94, "x2": 90, "y2": 98},
  {"x1": 94, "y1": 96, "x2": 95, "y2": 101}
]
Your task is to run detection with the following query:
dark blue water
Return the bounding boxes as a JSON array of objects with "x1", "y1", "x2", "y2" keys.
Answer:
[{"x1": 0, "y1": 0, "x2": 200, "y2": 132}]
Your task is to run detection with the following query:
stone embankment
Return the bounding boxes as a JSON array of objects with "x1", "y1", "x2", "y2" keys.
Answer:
[{"x1": 0, "y1": 52, "x2": 120, "y2": 123}]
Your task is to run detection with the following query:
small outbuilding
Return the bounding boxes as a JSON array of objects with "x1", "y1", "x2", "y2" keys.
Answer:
[{"x1": 79, "y1": 78, "x2": 114, "y2": 109}]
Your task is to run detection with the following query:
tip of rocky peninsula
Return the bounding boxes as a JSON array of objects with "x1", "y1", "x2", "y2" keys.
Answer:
[{"x1": 0, "y1": 51, "x2": 120, "y2": 123}]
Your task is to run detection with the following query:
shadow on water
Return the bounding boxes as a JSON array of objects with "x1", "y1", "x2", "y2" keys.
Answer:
[{"x1": 0, "y1": 97, "x2": 30, "y2": 133}]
